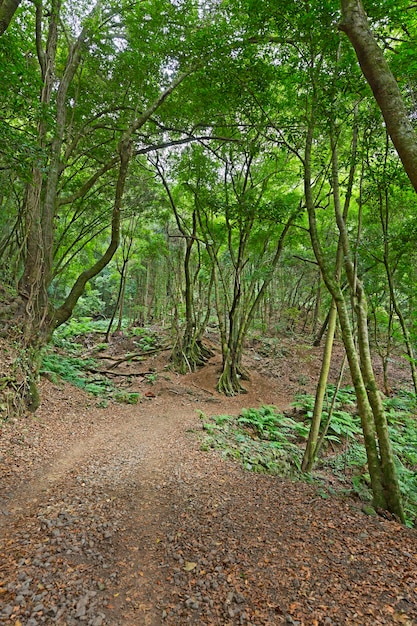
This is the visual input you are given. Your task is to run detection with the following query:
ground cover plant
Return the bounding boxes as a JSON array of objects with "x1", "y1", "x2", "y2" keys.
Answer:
[
  {"x1": 200, "y1": 407, "x2": 305, "y2": 476},
  {"x1": 201, "y1": 387, "x2": 417, "y2": 526},
  {"x1": 37, "y1": 319, "x2": 158, "y2": 406},
  {"x1": 40, "y1": 352, "x2": 140, "y2": 406}
]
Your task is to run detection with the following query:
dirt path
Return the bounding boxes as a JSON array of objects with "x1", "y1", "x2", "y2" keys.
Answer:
[{"x1": 1, "y1": 352, "x2": 417, "y2": 625}]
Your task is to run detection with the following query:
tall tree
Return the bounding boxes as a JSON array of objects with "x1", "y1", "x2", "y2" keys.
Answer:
[
  {"x1": 0, "y1": 0, "x2": 221, "y2": 415},
  {"x1": 245, "y1": 0, "x2": 405, "y2": 518},
  {"x1": 153, "y1": 151, "x2": 214, "y2": 373},
  {"x1": 192, "y1": 140, "x2": 298, "y2": 395},
  {"x1": 339, "y1": 0, "x2": 417, "y2": 193}
]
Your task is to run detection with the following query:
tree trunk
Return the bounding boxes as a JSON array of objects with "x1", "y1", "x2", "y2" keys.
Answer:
[
  {"x1": 303, "y1": 115, "x2": 359, "y2": 473},
  {"x1": 339, "y1": 0, "x2": 417, "y2": 194},
  {"x1": 304, "y1": 116, "x2": 388, "y2": 510},
  {"x1": 355, "y1": 282, "x2": 405, "y2": 521},
  {"x1": 155, "y1": 163, "x2": 212, "y2": 373},
  {"x1": 0, "y1": 0, "x2": 22, "y2": 36},
  {"x1": 302, "y1": 300, "x2": 338, "y2": 472},
  {"x1": 314, "y1": 354, "x2": 347, "y2": 462},
  {"x1": 331, "y1": 123, "x2": 405, "y2": 522},
  {"x1": 385, "y1": 265, "x2": 417, "y2": 395},
  {"x1": 105, "y1": 257, "x2": 129, "y2": 342},
  {"x1": 370, "y1": 300, "x2": 393, "y2": 397},
  {"x1": 116, "y1": 266, "x2": 128, "y2": 332},
  {"x1": 216, "y1": 349, "x2": 247, "y2": 396}
]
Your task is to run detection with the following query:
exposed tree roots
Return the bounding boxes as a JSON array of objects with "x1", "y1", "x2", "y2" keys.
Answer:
[{"x1": 171, "y1": 339, "x2": 214, "y2": 375}]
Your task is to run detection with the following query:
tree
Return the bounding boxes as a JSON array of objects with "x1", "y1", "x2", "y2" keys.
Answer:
[
  {"x1": 153, "y1": 151, "x2": 214, "y2": 373},
  {"x1": 243, "y1": 0, "x2": 405, "y2": 518},
  {"x1": 302, "y1": 114, "x2": 359, "y2": 473},
  {"x1": 191, "y1": 139, "x2": 298, "y2": 395},
  {"x1": 0, "y1": 0, "x2": 21, "y2": 35},
  {"x1": 339, "y1": 0, "x2": 417, "y2": 193},
  {"x1": 0, "y1": 0, "x2": 218, "y2": 415}
]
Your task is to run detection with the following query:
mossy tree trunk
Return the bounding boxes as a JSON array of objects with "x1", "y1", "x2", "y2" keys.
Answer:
[
  {"x1": 339, "y1": 0, "x2": 417, "y2": 194},
  {"x1": 303, "y1": 115, "x2": 358, "y2": 473},
  {"x1": 302, "y1": 300, "x2": 338, "y2": 472},
  {"x1": 0, "y1": 29, "x2": 189, "y2": 416},
  {"x1": 331, "y1": 130, "x2": 404, "y2": 522},
  {"x1": 304, "y1": 115, "x2": 405, "y2": 521},
  {"x1": 304, "y1": 118, "x2": 382, "y2": 510}
]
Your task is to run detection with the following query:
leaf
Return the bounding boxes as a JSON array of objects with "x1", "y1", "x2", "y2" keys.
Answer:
[
  {"x1": 183, "y1": 561, "x2": 197, "y2": 571},
  {"x1": 393, "y1": 613, "x2": 412, "y2": 625}
]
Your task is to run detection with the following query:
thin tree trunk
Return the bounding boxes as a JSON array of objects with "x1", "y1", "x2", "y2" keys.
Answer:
[
  {"x1": 377, "y1": 172, "x2": 417, "y2": 395},
  {"x1": 311, "y1": 272, "x2": 321, "y2": 335},
  {"x1": 302, "y1": 300, "x2": 338, "y2": 472},
  {"x1": 314, "y1": 354, "x2": 347, "y2": 461},
  {"x1": 116, "y1": 267, "x2": 128, "y2": 332},
  {"x1": 385, "y1": 266, "x2": 417, "y2": 395},
  {"x1": 105, "y1": 258, "x2": 129, "y2": 342},
  {"x1": 370, "y1": 300, "x2": 393, "y2": 397},
  {"x1": 303, "y1": 113, "x2": 359, "y2": 473},
  {"x1": 331, "y1": 127, "x2": 405, "y2": 522},
  {"x1": 304, "y1": 114, "x2": 387, "y2": 510}
]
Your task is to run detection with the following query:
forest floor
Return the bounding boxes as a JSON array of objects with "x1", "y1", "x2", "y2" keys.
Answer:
[{"x1": 1, "y1": 331, "x2": 417, "y2": 626}]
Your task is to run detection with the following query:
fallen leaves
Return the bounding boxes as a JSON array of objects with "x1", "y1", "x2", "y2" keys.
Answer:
[
  {"x1": 1, "y1": 348, "x2": 417, "y2": 626},
  {"x1": 183, "y1": 561, "x2": 197, "y2": 572}
]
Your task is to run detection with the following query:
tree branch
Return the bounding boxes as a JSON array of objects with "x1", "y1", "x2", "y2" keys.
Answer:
[
  {"x1": 339, "y1": 0, "x2": 417, "y2": 193},
  {"x1": 0, "y1": 0, "x2": 21, "y2": 36}
]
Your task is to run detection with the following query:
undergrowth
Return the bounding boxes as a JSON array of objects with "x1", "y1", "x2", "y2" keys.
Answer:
[
  {"x1": 40, "y1": 352, "x2": 140, "y2": 406},
  {"x1": 39, "y1": 318, "x2": 160, "y2": 406},
  {"x1": 53, "y1": 317, "x2": 159, "y2": 353},
  {"x1": 200, "y1": 387, "x2": 417, "y2": 526},
  {"x1": 200, "y1": 407, "x2": 304, "y2": 476}
]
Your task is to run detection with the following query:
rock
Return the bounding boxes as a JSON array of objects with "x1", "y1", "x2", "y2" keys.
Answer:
[
  {"x1": 1, "y1": 605, "x2": 14, "y2": 617},
  {"x1": 75, "y1": 594, "x2": 90, "y2": 618}
]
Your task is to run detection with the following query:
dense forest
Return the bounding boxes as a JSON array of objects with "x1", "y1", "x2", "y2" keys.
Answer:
[{"x1": 1, "y1": 0, "x2": 417, "y2": 523}]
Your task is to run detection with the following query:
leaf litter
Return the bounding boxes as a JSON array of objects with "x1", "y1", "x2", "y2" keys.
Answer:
[{"x1": 0, "y1": 339, "x2": 416, "y2": 625}]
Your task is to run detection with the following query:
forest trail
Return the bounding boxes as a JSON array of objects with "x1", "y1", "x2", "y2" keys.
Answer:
[{"x1": 1, "y1": 346, "x2": 417, "y2": 625}]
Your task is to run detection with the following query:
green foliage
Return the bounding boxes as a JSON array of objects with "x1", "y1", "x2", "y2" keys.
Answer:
[
  {"x1": 293, "y1": 385, "x2": 361, "y2": 443},
  {"x1": 201, "y1": 387, "x2": 417, "y2": 526},
  {"x1": 128, "y1": 327, "x2": 159, "y2": 352},
  {"x1": 41, "y1": 353, "x2": 95, "y2": 385},
  {"x1": 200, "y1": 410, "x2": 302, "y2": 475},
  {"x1": 54, "y1": 318, "x2": 111, "y2": 340},
  {"x1": 113, "y1": 391, "x2": 141, "y2": 405},
  {"x1": 238, "y1": 405, "x2": 310, "y2": 441},
  {"x1": 73, "y1": 290, "x2": 107, "y2": 319},
  {"x1": 200, "y1": 405, "x2": 311, "y2": 476},
  {"x1": 40, "y1": 352, "x2": 140, "y2": 406}
]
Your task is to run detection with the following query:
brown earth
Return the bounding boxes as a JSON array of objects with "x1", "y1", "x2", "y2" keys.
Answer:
[{"x1": 0, "y1": 334, "x2": 416, "y2": 625}]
